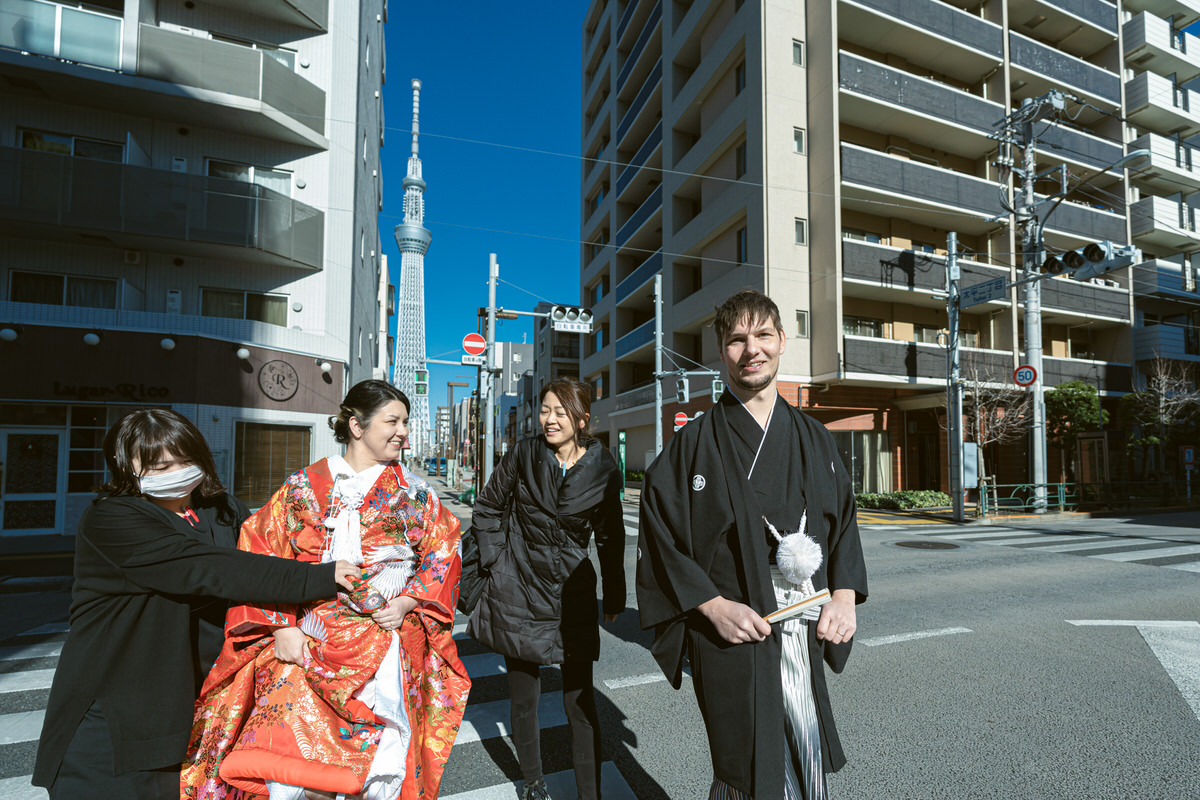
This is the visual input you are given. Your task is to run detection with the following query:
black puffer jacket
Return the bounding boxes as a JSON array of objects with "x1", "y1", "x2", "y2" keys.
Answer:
[{"x1": 467, "y1": 437, "x2": 626, "y2": 665}]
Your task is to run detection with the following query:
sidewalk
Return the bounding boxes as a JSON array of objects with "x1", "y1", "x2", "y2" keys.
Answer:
[{"x1": 856, "y1": 502, "x2": 1200, "y2": 526}]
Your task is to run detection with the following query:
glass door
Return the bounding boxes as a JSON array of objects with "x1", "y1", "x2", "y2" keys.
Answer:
[{"x1": 0, "y1": 430, "x2": 65, "y2": 535}]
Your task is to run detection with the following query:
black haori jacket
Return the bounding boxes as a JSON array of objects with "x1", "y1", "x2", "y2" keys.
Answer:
[
  {"x1": 468, "y1": 437, "x2": 626, "y2": 665},
  {"x1": 636, "y1": 394, "x2": 868, "y2": 798}
]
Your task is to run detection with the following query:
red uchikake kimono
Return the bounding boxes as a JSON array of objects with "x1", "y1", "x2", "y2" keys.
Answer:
[{"x1": 182, "y1": 458, "x2": 470, "y2": 800}]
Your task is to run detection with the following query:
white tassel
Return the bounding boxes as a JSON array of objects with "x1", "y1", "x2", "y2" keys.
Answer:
[{"x1": 765, "y1": 513, "x2": 822, "y2": 589}]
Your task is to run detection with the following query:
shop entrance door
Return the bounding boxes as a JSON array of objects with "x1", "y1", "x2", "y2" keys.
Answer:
[{"x1": 0, "y1": 430, "x2": 65, "y2": 535}]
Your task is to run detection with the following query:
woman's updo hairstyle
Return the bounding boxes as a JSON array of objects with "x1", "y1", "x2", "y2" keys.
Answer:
[{"x1": 329, "y1": 380, "x2": 410, "y2": 444}]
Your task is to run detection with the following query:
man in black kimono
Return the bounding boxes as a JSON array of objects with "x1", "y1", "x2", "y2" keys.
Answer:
[{"x1": 637, "y1": 290, "x2": 868, "y2": 799}]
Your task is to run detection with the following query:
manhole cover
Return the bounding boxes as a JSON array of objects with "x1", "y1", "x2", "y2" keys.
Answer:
[{"x1": 894, "y1": 540, "x2": 960, "y2": 550}]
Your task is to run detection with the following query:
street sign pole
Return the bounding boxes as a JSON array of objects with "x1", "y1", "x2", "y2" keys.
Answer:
[
  {"x1": 484, "y1": 253, "x2": 498, "y2": 488},
  {"x1": 947, "y1": 232, "x2": 964, "y2": 522},
  {"x1": 654, "y1": 273, "x2": 663, "y2": 458}
]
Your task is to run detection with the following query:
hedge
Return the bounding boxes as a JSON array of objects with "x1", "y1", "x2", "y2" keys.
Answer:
[{"x1": 855, "y1": 490, "x2": 951, "y2": 510}]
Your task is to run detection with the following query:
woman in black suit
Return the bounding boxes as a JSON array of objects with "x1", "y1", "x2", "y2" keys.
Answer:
[{"x1": 32, "y1": 409, "x2": 357, "y2": 800}]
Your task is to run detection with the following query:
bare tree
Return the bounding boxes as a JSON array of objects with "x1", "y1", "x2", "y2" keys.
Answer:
[
  {"x1": 939, "y1": 352, "x2": 1033, "y2": 489},
  {"x1": 1121, "y1": 356, "x2": 1200, "y2": 478}
]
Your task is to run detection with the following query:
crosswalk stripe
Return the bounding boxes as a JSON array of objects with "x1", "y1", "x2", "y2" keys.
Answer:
[
  {"x1": 0, "y1": 642, "x2": 62, "y2": 662},
  {"x1": 455, "y1": 691, "x2": 567, "y2": 746},
  {"x1": 461, "y1": 652, "x2": 506, "y2": 679},
  {"x1": 0, "y1": 669, "x2": 55, "y2": 694},
  {"x1": 0, "y1": 710, "x2": 44, "y2": 745},
  {"x1": 1035, "y1": 539, "x2": 1164, "y2": 553},
  {"x1": 933, "y1": 531, "x2": 1043, "y2": 540},
  {"x1": 977, "y1": 534, "x2": 1109, "y2": 546},
  {"x1": 18, "y1": 623, "x2": 68, "y2": 637},
  {"x1": 442, "y1": 761, "x2": 635, "y2": 800},
  {"x1": 453, "y1": 620, "x2": 469, "y2": 637},
  {"x1": 1091, "y1": 544, "x2": 1200, "y2": 562},
  {"x1": 603, "y1": 671, "x2": 669, "y2": 689},
  {"x1": 1167, "y1": 561, "x2": 1200, "y2": 573},
  {"x1": 0, "y1": 776, "x2": 47, "y2": 800}
]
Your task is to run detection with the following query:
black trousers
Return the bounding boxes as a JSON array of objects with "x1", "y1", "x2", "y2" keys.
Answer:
[
  {"x1": 505, "y1": 656, "x2": 602, "y2": 800},
  {"x1": 49, "y1": 702, "x2": 179, "y2": 800}
]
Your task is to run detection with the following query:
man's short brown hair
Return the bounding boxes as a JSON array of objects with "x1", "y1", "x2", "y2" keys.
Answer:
[{"x1": 713, "y1": 289, "x2": 783, "y2": 347}]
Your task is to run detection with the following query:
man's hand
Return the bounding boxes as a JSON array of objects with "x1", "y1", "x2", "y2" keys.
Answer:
[
  {"x1": 697, "y1": 596, "x2": 771, "y2": 644},
  {"x1": 816, "y1": 589, "x2": 857, "y2": 645},
  {"x1": 372, "y1": 595, "x2": 418, "y2": 630},
  {"x1": 332, "y1": 560, "x2": 359, "y2": 591},
  {"x1": 273, "y1": 626, "x2": 309, "y2": 664}
]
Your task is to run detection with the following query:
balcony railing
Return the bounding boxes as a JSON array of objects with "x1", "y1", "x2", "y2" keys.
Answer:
[
  {"x1": 617, "y1": 121, "x2": 662, "y2": 196},
  {"x1": 1046, "y1": 0, "x2": 1118, "y2": 32},
  {"x1": 616, "y1": 185, "x2": 662, "y2": 247},
  {"x1": 617, "y1": 0, "x2": 661, "y2": 89},
  {"x1": 0, "y1": 0, "x2": 123, "y2": 70},
  {"x1": 1040, "y1": 276, "x2": 1130, "y2": 322},
  {"x1": 1132, "y1": 257, "x2": 1200, "y2": 298},
  {"x1": 200, "y1": 0, "x2": 328, "y2": 31},
  {"x1": 613, "y1": 379, "x2": 656, "y2": 411},
  {"x1": 616, "y1": 57, "x2": 661, "y2": 143},
  {"x1": 1135, "y1": 323, "x2": 1200, "y2": 361},
  {"x1": 0, "y1": 146, "x2": 324, "y2": 268},
  {"x1": 616, "y1": 318, "x2": 654, "y2": 358},
  {"x1": 840, "y1": 143, "x2": 999, "y2": 217},
  {"x1": 1125, "y1": 71, "x2": 1200, "y2": 138},
  {"x1": 1130, "y1": 132, "x2": 1200, "y2": 192},
  {"x1": 616, "y1": 249, "x2": 663, "y2": 304},
  {"x1": 1010, "y1": 32, "x2": 1120, "y2": 103},
  {"x1": 843, "y1": 335, "x2": 1012, "y2": 383},
  {"x1": 1123, "y1": 10, "x2": 1200, "y2": 82},
  {"x1": 849, "y1": 0, "x2": 1002, "y2": 57},
  {"x1": 841, "y1": 239, "x2": 1005, "y2": 295},
  {"x1": 1131, "y1": 195, "x2": 1200, "y2": 249},
  {"x1": 137, "y1": 24, "x2": 325, "y2": 137},
  {"x1": 1043, "y1": 356, "x2": 1132, "y2": 393}
]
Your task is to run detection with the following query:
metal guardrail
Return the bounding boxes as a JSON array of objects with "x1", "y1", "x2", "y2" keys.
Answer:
[{"x1": 978, "y1": 479, "x2": 1199, "y2": 516}]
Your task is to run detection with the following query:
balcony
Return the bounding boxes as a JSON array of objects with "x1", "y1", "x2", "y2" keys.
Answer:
[
  {"x1": 1130, "y1": 195, "x2": 1200, "y2": 250},
  {"x1": 841, "y1": 239, "x2": 1008, "y2": 302},
  {"x1": 1043, "y1": 356, "x2": 1132, "y2": 392},
  {"x1": 842, "y1": 335, "x2": 1012, "y2": 385},
  {"x1": 613, "y1": 380, "x2": 656, "y2": 412},
  {"x1": 837, "y1": 0, "x2": 1002, "y2": 84},
  {"x1": 616, "y1": 249, "x2": 663, "y2": 304},
  {"x1": 1125, "y1": 71, "x2": 1200, "y2": 139},
  {"x1": 616, "y1": 57, "x2": 661, "y2": 144},
  {"x1": 617, "y1": 121, "x2": 662, "y2": 196},
  {"x1": 1008, "y1": 0, "x2": 1118, "y2": 59},
  {"x1": 1124, "y1": 11, "x2": 1200, "y2": 83},
  {"x1": 1009, "y1": 31, "x2": 1121, "y2": 106},
  {"x1": 0, "y1": 7, "x2": 327, "y2": 148},
  {"x1": 837, "y1": 52, "x2": 1001, "y2": 158},
  {"x1": 1040, "y1": 276, "x2": 1131, "y2": 323},
  {"x1": 617, "y1": 0, "x2": 660, "y2": 90},
  {"x1": 1130, "y1": 133, "x2": 1200, "y2": 194},
  {"x1": 1132, "y1": 257, "x2": 1200, "y2": 301},
  {"x1": 616, "y1": 318, "x2": 655, "y2": 358},
  {"x1": 616, "y1": 185, "x2": 662, "y2": 248},
  {"x1": 1036, "y1": 123, "x2": 1123, "y2": 174},
  {"x1": 1135, "y1": 322, "x2": 1200, "y2": 361},
  {"x1": 840, "y1": 143, "x2": 1000, "y2": 234},
  {"x1": 1122, "y1": 0, "x2": 1200, "y2": 29},
  {"x1": 1039, "y1": 196, "x2": 1126, "y2": 244},
  {"x1": 201, "y1": 0, "x2": 328, "y2": 31},
  {"x1": 0, "y1": 146, "x2": 324, "y2": 269}
]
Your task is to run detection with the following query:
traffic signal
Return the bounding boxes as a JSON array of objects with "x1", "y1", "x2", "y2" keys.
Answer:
[
  {"x1": 675, "y1": 376, "x2": 690, "y2": 405},
  {"x1": 711, "y1": 378, "x2": 724, "y2": 402},
  {"x1": 550, "y1": 306, "x2": 594, "y2": 333},
  {"x1": 1042, "y1": 241, "x2": 1138, "y2": 282}
]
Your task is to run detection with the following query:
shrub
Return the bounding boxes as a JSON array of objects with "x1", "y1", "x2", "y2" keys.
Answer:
[
  {"x1": 625, "y1": 470, "x2": 645, "y2": 482},
  {"x1": 855, "y1": 490, "x2": 950, "y2": 510}
]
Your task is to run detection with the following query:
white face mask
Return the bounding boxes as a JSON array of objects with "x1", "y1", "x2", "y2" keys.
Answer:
[{"x1": 139, "y1": 464, "x2": 205, "y2": 499}]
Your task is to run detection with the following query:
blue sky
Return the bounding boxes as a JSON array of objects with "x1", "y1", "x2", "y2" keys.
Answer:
[{"x1": 381, "y1": 4, "x2": 588, "y2": 421}]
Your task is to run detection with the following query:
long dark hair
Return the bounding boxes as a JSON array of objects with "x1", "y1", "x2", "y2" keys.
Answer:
[
  {"x1": 538, "y1": 377, "x2": 593, "y2": 446},
  {"x1": 101, "y1": 409, "x2": 225, "y2": 499},
  {"x1": 329, "y1": 380, "x2": 411, "y2": 444}
]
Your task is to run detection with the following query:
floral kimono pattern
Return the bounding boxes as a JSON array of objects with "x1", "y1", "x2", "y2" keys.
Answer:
[{"x1": 182, "y1": 458, "x2": 470, "y2": 800}]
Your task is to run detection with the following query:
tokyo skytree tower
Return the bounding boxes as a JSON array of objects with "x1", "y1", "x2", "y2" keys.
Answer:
[{"x1": 393, "y1": 79, "x2": 432, "y2": 454}]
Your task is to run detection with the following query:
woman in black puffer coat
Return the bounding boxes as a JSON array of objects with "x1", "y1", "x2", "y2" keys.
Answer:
[{"x1": 468, "y1": 377, "x2": 626, "y2": 800}]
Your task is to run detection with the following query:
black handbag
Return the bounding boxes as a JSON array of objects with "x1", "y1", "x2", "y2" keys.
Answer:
[{"x1": 456, "y1": 477, "x2": 516, "y2": 615}]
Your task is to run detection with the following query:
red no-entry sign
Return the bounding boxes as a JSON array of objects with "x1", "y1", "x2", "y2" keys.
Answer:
[
  {"x1": 462, "y1": 333, "x2": 486, "y2": 356},
  {"x1": 673, "y1": 412, "x2": 689, "y2": 427}
]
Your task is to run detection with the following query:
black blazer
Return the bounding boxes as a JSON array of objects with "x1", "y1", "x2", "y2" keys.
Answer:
[{"x1": 33, "y1": 493, "x2": 339, "y2": 786}]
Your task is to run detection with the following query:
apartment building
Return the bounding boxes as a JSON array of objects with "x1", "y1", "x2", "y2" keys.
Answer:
[
  {"x1": 0, "y1": 0, "x2": 388, "y2": 548},
  {"x1": 579, "y1": 0, "x2": 1200, "y2": 490}
]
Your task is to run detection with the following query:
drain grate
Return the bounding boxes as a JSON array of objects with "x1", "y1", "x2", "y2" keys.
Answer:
[{"x1": 894, "y1": 540, "x2": 960, "y2": 550}]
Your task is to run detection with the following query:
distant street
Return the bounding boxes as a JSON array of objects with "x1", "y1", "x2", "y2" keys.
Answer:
[{"x1": 1, "y1": 491, "x2": 1196, "y2": 798}]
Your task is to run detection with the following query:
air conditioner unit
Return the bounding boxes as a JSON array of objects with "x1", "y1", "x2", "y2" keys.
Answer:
[{"x1": 123, "y1": 250, "x2": 142, "y2": 265}]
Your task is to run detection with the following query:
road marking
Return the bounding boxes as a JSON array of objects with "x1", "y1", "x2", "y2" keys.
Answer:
[
  {"x1": 443, "y1": 762, "x2": 635, "y2": 800},
  {"x1": 453, "y1": 620, "x2": 469, "y2": 637},
  {"x1": 1067, "y1": 620, "x2": 1200, "y2": 723},
  {"x1": 1035, "y1": 539, "x2": 1157, "y2": 553},
  {"x1": 859, "y1": 627, "x2": 973, "y2": 647},
  {"x1": 1090, "y1": 544, "x2": 1200, "y2": 562},
  {"x1": 1167, "y1": 562, "x2": 1200, "y2": 573},
  {"x1": 18, "y1": 623, "x2": 68, "y2": 637},
  {"x1": 978, "y1": 534, "x2": 1109, "y2": 546},
  {"x1": 0, "y1": 777, "x2": 47, "y2": 800},
  {"x1": 0, "y1": 642, "x2": 63, "y2": 662},
  {"x1": 0, "y1": 710, "x2": 44, "y2": 745},
  {"x1": 0, "y1": 669, "x2": 55, "y2": 694},
  {"x1": 456, "y1": 691, "x2": 567, "y2": 745},
  {"x1": 933, "y1": 531, "x2": 1042, "y2": 540}
]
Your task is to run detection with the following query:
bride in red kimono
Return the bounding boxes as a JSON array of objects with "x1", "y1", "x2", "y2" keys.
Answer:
[{"x1": 183, "y1": 380, "x2": 470, "y2": 800}]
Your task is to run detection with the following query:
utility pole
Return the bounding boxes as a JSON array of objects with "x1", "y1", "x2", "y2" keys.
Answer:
[
  {"x1": 654, "y1": 273, "x2": 663, "y2": 457},
  {"x1": 1017, "y1": 102, "x2": 1049, "y2": 512},
  {"x1": 483, "y1": 253, "x2": 498, "y2": 486},
  {"x1": 946, "y1": 232, "x2": 965, "y2": 522}
]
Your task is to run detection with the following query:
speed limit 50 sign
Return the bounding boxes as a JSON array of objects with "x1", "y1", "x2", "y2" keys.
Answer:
[{"x1": 1014, "y1": 365, "x2": 1037, "y2": 387}]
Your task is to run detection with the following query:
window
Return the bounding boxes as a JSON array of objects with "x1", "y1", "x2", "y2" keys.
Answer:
[
  {"x1": 958, "y1": 329, "x2": 980, "y2": 348},
  {"x1": 1070, "y1": 341, "x2": 1094, "y2": 360},
  {"x1": 20, "y1": 130, "x2": 123, "y2": 162},
  {"x1": 793, "y1": 127, "x2": 805, "y2": 155},
  {"x1": 912, "y1": 241, "x2": 938, "y2": 253},
  {"x1": 796, "y1": 310, "x2": 809, "y2": 338},
  {"x1": 201, "y1": 288, "x2": 287, "y2": 326},
  {"x1": 234, "y1": 423, "x2": 311, "y2": 507},
  {"x1": 735, "y1": 142, "x2": 747, "y2": 178},
  {"x1": 792, "y1": 40, "x2": 805, "y2": 67},
  {"x1": 794, "y1": 218, "x2": 808, "y2": 245},
  {"x1": 735, "y1": 61, "x2": 746, "y2": 95},
  {"x1": 914, "y1": 324, "x2": 941, "y2": 344},
  {"x1": 736, "y1": 227, "x2": 748, "y2": 265},
  {"x1": 843, "y1": 315, "x2": 883, "y2": 337},
  {"x1": 9, "y1": 271, "x2": 118, "y2": 309},
  {"x1": 207, "y1": 160, "x2": 291, "y2": 196},
  {"x1": 833, "y1": 431, "x2": 892, "y2": 494},
  {"x1": 842, "y1": 228, "x2": 881, "y2": 243}
]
